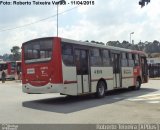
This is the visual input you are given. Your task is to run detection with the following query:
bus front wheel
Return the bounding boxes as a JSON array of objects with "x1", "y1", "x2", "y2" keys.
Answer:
[{"x1": 96, "y1": 81, "x2": 106, "y2": 98}]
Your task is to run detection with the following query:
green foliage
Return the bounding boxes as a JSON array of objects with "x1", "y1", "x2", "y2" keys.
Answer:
[
  {"x1": 10, "y1": 46, "x2": 21, "y2": 61},
  {"x1": 88, "y1": 40, "x2": 160, "y2": 57},
  {"x1": 1, "y1": 39, "x2": 160, "y2": 61}
]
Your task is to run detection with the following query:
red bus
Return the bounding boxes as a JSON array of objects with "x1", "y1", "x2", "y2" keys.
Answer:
[
  {"x1": 0, "y1": 61, "x2": 16, "y2": 80},
  {"x1": 15, "y1": 61, "x2": 22, "y2": 80},
  {"x1": 22, "y1": 37, "x2": 148, "y2": 97}
]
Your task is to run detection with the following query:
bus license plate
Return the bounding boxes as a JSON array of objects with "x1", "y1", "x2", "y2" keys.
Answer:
[{"x1": 27, "y1": 68, "x2": 35, "y2": 74}]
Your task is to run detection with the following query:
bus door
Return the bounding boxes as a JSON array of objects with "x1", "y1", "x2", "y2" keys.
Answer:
[
  {"x1": 75, "y1": 49, "x2": 90, "y2": 94},
  {"x1": 141, "y1": 56, "x2": 148, "y2": 83},
  {"x1": 112, "y1": 53, "x2": 121, "y2": 88}
]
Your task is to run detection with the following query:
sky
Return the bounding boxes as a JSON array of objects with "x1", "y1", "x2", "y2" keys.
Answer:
[{"x1": 0, "y1": 0, "x2": 159, "y2": 55}]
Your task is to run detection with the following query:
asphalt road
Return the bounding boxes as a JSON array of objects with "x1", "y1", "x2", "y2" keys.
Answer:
[{"x1": 0, "y1": 80, "x2": 159, "y2": 124}]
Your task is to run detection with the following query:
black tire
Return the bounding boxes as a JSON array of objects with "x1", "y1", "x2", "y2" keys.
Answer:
[
  {"x1": 135, "y1": 78, "x2": 141, "y2": 90},
  {"x1": 96, "y1": 81, "x2": 106, "y2": 98}
]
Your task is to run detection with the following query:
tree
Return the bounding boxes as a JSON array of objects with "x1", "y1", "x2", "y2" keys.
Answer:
[
  {"x1": 96, "y1": 42, "x2": 105, "y2": 45},
  {"x1": 2, "y1": 54, "x2": 10, "y2": 61},
  {"x1": 107, "y1": 41, "x2": 120, "y2": 47},
  {"x1": 91, "y1": 40, "x2": 95, "y2": 43},
  {"x1": 0, "y1": 55, "x2": 3, "y2": 60},
  {"x1": 10, "y1": 46, "x2": 21, "y2": 61},
  {"x1": 85, "y1": 40, "x2": 89, "y2": 42}
]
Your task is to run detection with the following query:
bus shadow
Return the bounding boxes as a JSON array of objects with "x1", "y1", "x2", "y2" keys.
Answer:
[{"x1": 22, "y1": 88, "x2": 158, "y2": 114}]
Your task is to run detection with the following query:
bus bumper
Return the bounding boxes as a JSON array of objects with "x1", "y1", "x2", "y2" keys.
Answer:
[
  {"x1": 22, "y1": 83, "x2": 63, "y2": 94},
  {"x1": 6, "y1": 74, "x2": 15, "y2": 79}
]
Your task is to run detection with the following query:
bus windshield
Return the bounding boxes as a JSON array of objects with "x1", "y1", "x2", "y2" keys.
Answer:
[
  {"x1": 0, "y1": 63, "x2": 7, "y2": 71},
  {"x1": 24, "y1": 39, "x2": 53, "y2": 63}
]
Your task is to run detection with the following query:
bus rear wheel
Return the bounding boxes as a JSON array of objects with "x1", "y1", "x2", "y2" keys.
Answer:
[
  {"x1": 96, "y1": 81, "x2": 106, "y2": 98},
  {"x1": 135, "y1": 78, "x2": 141, "y2": 90}
]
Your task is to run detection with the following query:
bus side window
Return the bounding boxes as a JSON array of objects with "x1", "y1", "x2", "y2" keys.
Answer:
[
  {"x1": 121, "y1": 52, "x2": 128, "y2": 67},
  {"x1": 62, "y1": 43, "x2": 74, "y2": 66},
  {"x1": 134, "y1": 54, "x2": 139, "y2": 66},
  {"x1": 90, "y1": 48, "x2": 102, "y2": 66},
  {"x1": 128, "y1": 53, "x2": 134, "y2": 67},
  {"x1": 102, "y1": 49, "x2": 111, "y2": 66}
]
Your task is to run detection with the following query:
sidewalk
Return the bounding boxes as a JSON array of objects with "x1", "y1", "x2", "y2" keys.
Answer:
[
  {"x1": 149, "y1": 77, "x2": 160, "y2": 80},
  {"x1": 0, "y1": 80, "x2": 21, "y2": 84}
]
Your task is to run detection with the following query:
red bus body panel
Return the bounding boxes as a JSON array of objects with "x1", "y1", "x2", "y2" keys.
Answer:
[{"x1": 22, "y1": 37, "x2": 63, "y2": 87}]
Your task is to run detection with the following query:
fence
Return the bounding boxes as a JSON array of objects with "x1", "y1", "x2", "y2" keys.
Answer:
[{"x1": 148, "y1": 63, "x2": 160, "y2": 78}]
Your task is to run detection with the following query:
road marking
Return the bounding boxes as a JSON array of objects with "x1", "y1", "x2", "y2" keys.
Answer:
[
  {"x1": 113, "y1": 97, "x2": 124, "y2": 100},
  {"x1": 147, "y1": 101, "x2": 160, "y2": 104},
  {"x1": 127, "y1": 93, "x2": 160, "y2": 104}
]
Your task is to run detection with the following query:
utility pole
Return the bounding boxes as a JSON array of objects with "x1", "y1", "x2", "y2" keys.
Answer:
[
  {"x1": 130, "y1": 32, "x2": 134, "y2": 44},
  {"x1": 56, "y1": 0, "x2": 65, "y2": 37}
]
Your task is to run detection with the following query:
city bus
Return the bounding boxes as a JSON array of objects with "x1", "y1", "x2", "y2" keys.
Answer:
[
  {"x1": 21, "y1": 37, "x2": 148, "y2": 98},
  {"x1": 0, "y1": 61, "x2": 16, "y2": 80}
]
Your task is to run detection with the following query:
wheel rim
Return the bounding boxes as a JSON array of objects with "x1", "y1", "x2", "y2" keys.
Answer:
[
  {"x1": 98, "y1": 82, "x2": 105, "y2": 96},
  {"x1": 136, "y1": 80, "x2": 140, "y2": 88}
]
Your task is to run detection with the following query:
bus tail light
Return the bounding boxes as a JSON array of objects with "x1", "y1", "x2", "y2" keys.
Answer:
[{"x1": 134, "y1": 69, "x2": 137, "y2": 73}]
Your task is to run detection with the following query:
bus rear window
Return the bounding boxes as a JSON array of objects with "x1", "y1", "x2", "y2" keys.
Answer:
[{"x1": 24, "y1": 39, "x2": 53, "y2": 63}]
